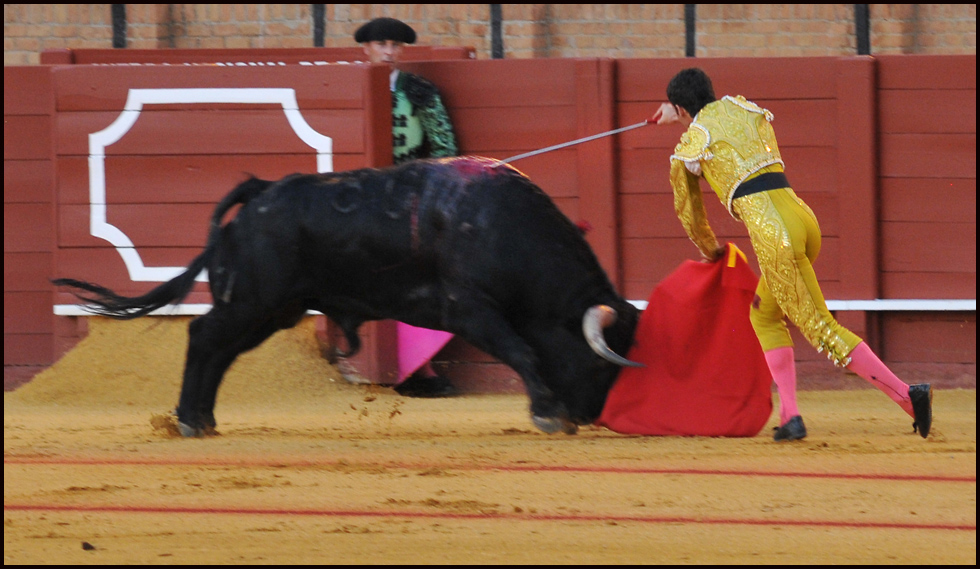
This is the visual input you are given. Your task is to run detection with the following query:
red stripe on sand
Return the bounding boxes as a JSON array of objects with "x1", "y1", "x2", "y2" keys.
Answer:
[
  {"x1": 4, "y1": 503, "x2": 975, "y2": 531},
  {"x1": 4, "y1": 457, "x2": 975, "y2": 483}
]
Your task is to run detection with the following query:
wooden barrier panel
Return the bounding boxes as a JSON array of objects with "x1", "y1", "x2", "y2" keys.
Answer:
[
  {"x1": 4, "y1": 66, "x2": 56, "y2": 367},
  {"x1": 403, "y1": 58, "x2": 620, "y2": 282},
  {"x1": 876, "y1": 55, "x2": 976, "y2": 299},
  {"x1": 50, "y1": 63, "x2": 388, "y2": 301},
  {"x1": 874, "y1": 55, "x2": 976, "y2": 364}
]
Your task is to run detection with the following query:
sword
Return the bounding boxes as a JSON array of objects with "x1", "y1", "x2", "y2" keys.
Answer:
[{"x1": 499, "y1": 118, "x2": 655, "y2": 165}]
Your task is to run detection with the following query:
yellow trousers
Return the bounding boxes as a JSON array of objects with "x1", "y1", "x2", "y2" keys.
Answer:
[{"x1": 734, "y1": 187, "x2": 862, "y2": 366}]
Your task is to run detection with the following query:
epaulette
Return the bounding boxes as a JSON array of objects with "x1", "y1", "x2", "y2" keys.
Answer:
[
  {"x1": 400, "y1": 72, "x2": 440, "y2": 108},
  {"x1": 723, "y1": 95, "x2": 774, "y2": 122},
  {"x1": 670, "y1": 123, "x2": 711, "y2": 164}
]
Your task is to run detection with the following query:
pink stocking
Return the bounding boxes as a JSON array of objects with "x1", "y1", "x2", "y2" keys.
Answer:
[
  {"x1": 846, "y1": 342, "x2": 913, "y2": 417},
  {"x1": 764, "y1": 347, "x2": 799, "y2": 426}
]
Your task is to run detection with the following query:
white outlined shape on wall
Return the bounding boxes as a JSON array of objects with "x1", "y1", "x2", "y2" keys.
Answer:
[{"x1": 88, "y1": 88, "x2": 333, "y2": 282}]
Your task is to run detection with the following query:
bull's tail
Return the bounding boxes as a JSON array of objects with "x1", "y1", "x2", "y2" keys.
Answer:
[
  {"x1": 52, "y1": 256, "x2": 210, "y2": 320},
  {"x1": 53, "y1": 176, "x2": 273, "y2": 320}
]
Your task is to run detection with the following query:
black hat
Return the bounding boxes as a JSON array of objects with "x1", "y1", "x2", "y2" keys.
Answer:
[{"x1": 354, "y1": 17, "x2": 417, "y2": 44}]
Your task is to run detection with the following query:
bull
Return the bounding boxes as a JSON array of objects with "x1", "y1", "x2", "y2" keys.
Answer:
[{"x1": 54, "y1": 156, "x2": 641, "y2": 437}]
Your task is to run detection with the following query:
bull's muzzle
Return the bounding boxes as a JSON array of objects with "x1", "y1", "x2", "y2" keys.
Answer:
[{"x1": 582, "y1": 305, "x2": 644, "y2": 368}]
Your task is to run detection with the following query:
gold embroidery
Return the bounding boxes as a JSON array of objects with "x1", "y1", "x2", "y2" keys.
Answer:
[
  {"x1": 688, "y1": 97, "x2": 784, "y2": 217},
  {"x1": 736, "y1": 192, "x2": 855, "y2": 366},
  {"x1": 670, "y1": 123, "x2": 712, "y2": 171},
  {"x1": 671, "y1": 159, "x2": 720, "y2": 260},
  {"x1": 723, "y1": 95, "x2": 774, "y2": 122}
]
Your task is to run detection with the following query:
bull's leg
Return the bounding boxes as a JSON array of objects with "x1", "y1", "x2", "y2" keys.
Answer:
[
  {"x1": 446, "y1": 305, "x2": 574, "y2": 434},
  {"x1": 193, "y1": 349, "x2": 244, "y2": 435},
  {"x1": 175, "y1": 313, "x2": 218, "y2": 436},
  {"x1": 178, "y1": 304, "x2": 304, "y2": 437},
  {"x1": 195, "y1": 316, "x2": 290, "y2": 434},
  {"x1": 175, "y1": 307, "x2": 269, "y2": 436}
]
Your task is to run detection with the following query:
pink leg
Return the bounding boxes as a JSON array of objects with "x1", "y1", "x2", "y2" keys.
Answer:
[
  {"x1": 764, "y1": 346, "x2": 800, "y2": 426},
  {"x1": 846, "y1": 342, "x2": 913, "y2": 417}
]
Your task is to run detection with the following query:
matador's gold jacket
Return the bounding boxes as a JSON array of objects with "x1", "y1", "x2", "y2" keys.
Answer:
[{"x1": 669, "y1": 95, "x2": 783, "y2": 259}]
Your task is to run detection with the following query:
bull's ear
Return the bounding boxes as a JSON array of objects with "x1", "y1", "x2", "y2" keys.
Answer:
[{"x1": 582, "y1": 305, "x2": 644, "y2": 368}]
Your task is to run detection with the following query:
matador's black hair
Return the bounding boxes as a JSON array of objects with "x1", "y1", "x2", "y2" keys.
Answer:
[{"x1": 667, "y1": 68, "x2": 717, "y2": 118}]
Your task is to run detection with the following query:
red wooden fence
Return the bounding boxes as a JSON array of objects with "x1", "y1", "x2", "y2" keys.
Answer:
[
  {"x1": 875, "y1": 55, "x2": 976, "y2": 363},
  {"x1": 51, "y1": 63, "x2": 388, "y2": 299},
  {"x1": 4, "y1": 66, "x2": 57, "y2": 376},
  {"x1": 4, "y1": 53, "x2": 975, "y2": 391}
]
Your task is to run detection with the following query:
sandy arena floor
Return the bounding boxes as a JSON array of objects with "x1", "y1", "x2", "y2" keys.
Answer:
[{"x1": 4, "y1": 317, "x2": 976, "y2": 564}]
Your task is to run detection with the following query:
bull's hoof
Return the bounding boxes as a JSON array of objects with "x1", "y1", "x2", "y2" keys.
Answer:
[
  {"x1": 532, "y1": 415, "x2": 578, "y2": 435},
  {"x1": 532, "y1": 415, "x2": 562, "y2": 433},
  {"x1": 177, "y1": 421, "x2": 204, "y2": 438}
]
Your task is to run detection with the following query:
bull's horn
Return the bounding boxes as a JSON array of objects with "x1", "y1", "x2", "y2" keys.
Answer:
[{"x1": 582, "y1": 305, "x2": 644, "y2": 368}]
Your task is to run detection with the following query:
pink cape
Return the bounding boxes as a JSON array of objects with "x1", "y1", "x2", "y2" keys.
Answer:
[
  {"x1": 396, "y1": 323, "x2": 454, "y2": 383},
  {"x1": 597, "y1": 243, "x2": 773, "y2": 437}
]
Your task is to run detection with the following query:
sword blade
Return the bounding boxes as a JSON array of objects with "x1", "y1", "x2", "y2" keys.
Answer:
[{"x1": 500, "y1": 120, "x2": 650, "y2": 164}]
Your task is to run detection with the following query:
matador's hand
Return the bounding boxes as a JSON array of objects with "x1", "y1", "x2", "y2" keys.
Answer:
[
  {"x1": 702, "y1": 245, "x2": 726, "y2": 263},
  {"x1": 652, "y1": 102, "x2": 681, "y2": 125}
]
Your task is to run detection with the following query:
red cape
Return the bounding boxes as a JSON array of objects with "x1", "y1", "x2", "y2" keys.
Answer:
[{"x1": 597, "y1": 243, "x2": 772, "y2": 437}]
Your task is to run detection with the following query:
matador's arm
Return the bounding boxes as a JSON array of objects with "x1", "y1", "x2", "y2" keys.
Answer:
[
  {"x1": 670, "y1": 159, "x2": 722, "y2": 261},
  {"x1": 669, "y1": 123, "x2": 721, "y2": 261}
]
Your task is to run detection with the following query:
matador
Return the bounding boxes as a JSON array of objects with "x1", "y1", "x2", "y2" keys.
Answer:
[{"x1": 655, "y1": 68, "x2": 932, "y2": 442}]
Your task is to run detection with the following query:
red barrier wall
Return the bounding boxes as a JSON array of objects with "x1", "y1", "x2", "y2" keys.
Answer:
[
  {"x1": 404, "y1": 58, "x2": 620, "y2": 280},
  {"x1": 50, "y1": 63, "x2": 389, "y2": 301},
  {"x1": 4, "y1": 66, "x2": 56, "y2": 378},
  {"x1": 874, "y1": 55, "x2": 976, "y2": 363},
  {"x1": 4, "y1": 54, "x2": 976, "y2": 391}
]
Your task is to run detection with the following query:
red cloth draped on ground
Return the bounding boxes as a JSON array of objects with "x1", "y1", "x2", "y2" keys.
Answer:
[
  {"x1": 397, "y1": 323, "x2": 454, "y2": 383},
  {"x1": 597, "y1": 243, "x2": 772, "y2": 437}
]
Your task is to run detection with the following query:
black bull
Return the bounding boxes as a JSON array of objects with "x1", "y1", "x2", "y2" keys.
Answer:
[{"x1": 54, "y1": 156, "x2": 641, "y2": 436}]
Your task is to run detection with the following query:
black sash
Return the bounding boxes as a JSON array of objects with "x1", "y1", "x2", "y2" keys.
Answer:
[{"x1": 732, "y1": 172, "x2": 790, "y2": 200}]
